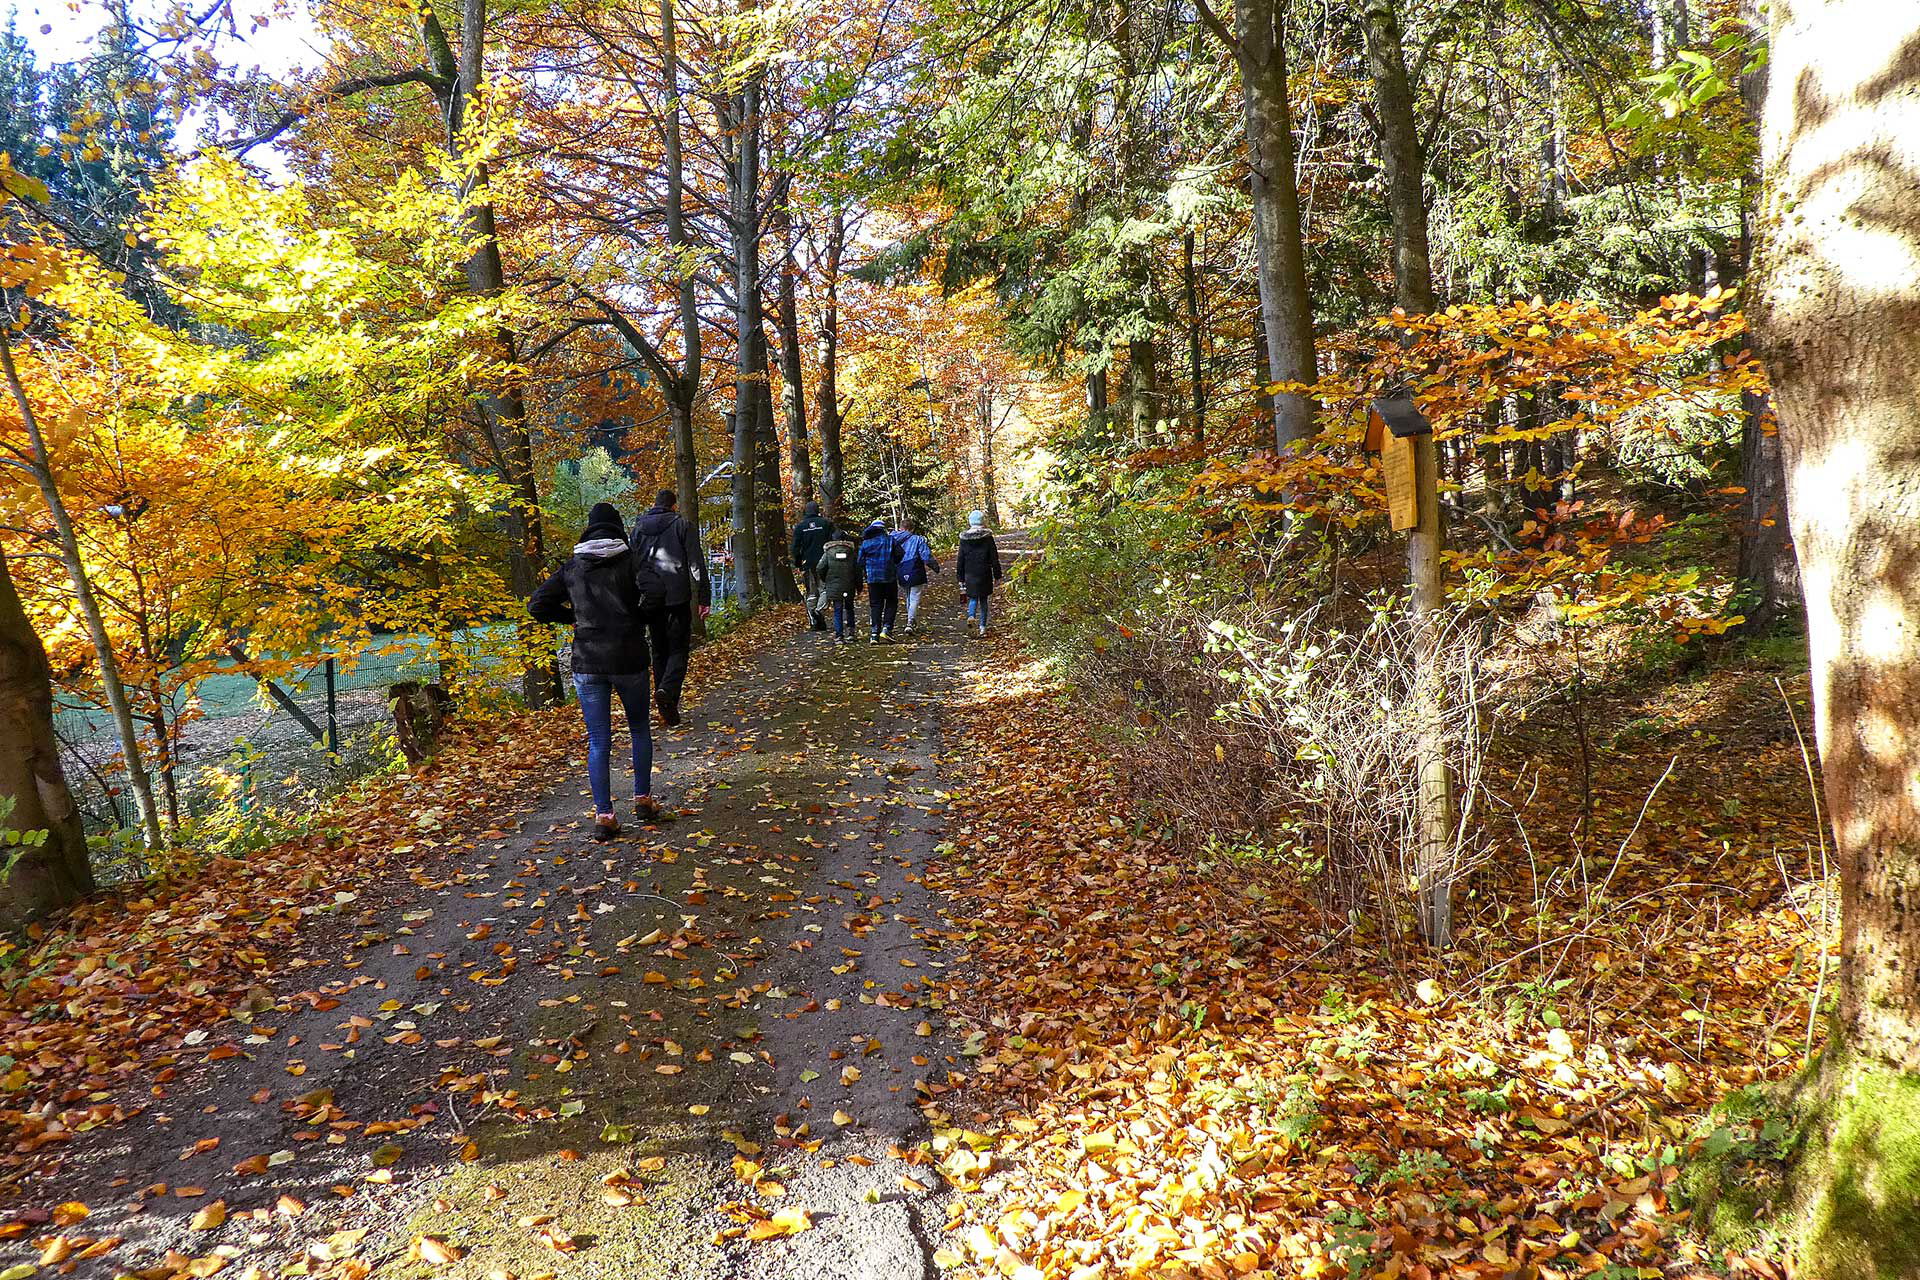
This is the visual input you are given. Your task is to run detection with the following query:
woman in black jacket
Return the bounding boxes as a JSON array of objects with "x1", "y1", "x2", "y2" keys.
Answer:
[
  {"x1": 528, "y1": 503, "x2": 668, "y2": 838},
  {"x1": 954, "y1": 511, "x2": 1003, "y2": 637}
]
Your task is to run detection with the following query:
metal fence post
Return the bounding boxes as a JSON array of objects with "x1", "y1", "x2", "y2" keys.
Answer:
[{"x1": 324, "y1": 657, "x2": 339, "y2": 757}]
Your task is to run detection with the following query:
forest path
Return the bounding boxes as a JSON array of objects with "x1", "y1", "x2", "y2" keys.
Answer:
[{"x1": 10, "y1": 598, "x2": 983, "y2": 1280}]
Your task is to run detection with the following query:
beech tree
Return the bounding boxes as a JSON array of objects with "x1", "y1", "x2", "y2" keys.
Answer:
[
  {"x1": 0, "y1": 542, "x2": 90, "y2": 925},
  {"x1": 1751, "y1": 1, "x2": 1920, "y2": 1268}
]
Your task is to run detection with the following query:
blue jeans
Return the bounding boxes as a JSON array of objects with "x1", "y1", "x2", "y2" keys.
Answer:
[
  {"x1": 967, "y1": 596, "x2": 991, "y2": 630},
  {"x1": 830, "y1": 596, "x2": 856, "y2": 638},
  {"x1": 573, "y1": 672, "x2": 653, "y2": 813}
]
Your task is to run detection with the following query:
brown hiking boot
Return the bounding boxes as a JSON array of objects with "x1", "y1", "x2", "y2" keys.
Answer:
[
  {"x1": 592, "y1": 813, "x2": 620, "y2": 842},
  {"x1": 633, "y1": 795, "x2": 673, "y2": 823}
]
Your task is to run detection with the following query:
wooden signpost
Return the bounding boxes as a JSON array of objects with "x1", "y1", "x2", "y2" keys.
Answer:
[{"x1": 1365, "y1": 393, "x2": 1456, "y2": 946}]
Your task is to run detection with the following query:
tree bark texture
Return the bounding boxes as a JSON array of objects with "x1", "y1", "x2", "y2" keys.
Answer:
[
  {"x1": 0, "y1": 543, "x2": 92, "y2": 926},
  {"x1": 775, "y1": 196, "x2": 813, "y2": 507},
  {"x1": 662, "y1": 0, "x2": 701, "y2": 515},
  {"x1": 726, "y1": 80, "x2": 764, "y2": 603},
  {"x1": 1228, "y1": 0, "x2": 1316, "y2": 448},
  {"x1": 1755, "y1": 0, "x2": 1920, "y2": 1077},
  {"x1": 815, "y1": 211, "x2": 847, "y2": 523},
  {"x1": 434, "y1": 0, "x2": 556, "y2": 705}
]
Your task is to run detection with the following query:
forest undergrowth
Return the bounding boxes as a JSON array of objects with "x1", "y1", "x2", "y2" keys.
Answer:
[{"x1": 924, "y1": 623, "x2": 1826, "y2": 1280}]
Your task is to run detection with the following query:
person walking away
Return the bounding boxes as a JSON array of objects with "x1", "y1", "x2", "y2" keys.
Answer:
[
  {"x1": 791, "y1": 501, "x2": 836, "y2": 631},
  {"x1": 956, "y1": 510, "x2": 1003, "y2": 638},
  {"x1": 528, "y1": 502, "x2": 667, "y2": 837},
  {"x1": 858, "y1": 519, "x2": 903, "y2": 642},
  {"x1": 629, "y1": 489, "x2": 710, "y2": 726},
  {"x1": 814, "y1": 528, "x2": 862, "y2": 642},
  {"x1": 890, "y1": 519, "x2": 940, "y2": 634}
]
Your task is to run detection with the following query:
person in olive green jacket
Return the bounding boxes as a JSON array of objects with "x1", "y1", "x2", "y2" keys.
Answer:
[{"x1": 813, "y1": 532, "x2": 863, "y2": 642}]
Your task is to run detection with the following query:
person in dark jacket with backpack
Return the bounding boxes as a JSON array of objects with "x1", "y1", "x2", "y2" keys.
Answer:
[
  {"x1": 814, "y1": 530, "x2": 862, "y2": 642},
  {"x1": 858, "y1": 519, "x2": 903, "y2": 641},
  {"x1": 528, "y1": 503, "x2": 667, "y2": 838},
  {"x1": 629, "y1": 489, "x2": 708, "y2": 727},
  {"x1": 955, "y1": 510, "x2": 1003, "y2": 637},
  {"x1": 790, "y1": 501, "x2": 835, "y2": 631}
]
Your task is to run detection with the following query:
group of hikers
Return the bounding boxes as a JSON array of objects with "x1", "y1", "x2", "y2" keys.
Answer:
[
  {"x1": 790, "y1": 502, "x2": 1003, "y2": 643},
  {"x1": 527, "y1": 488, "x2": 1002, "y2": 840}
]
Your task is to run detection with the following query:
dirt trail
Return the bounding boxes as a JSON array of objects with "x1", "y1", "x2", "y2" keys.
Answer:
[{"x1": 9, "y1": 607, "x2": 982, "y2": 1279}]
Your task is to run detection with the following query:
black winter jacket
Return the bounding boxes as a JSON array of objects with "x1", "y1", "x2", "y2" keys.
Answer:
[
  {"x1": 629, "y1": 506, "x2": 710, "y2": 608},
  {"x1": 527, "y1": 539, "x2": 653, "y2": 675},
  {"x1": 955, "y1": 528, "x2": 1003, "y2": 598},
  {"x1": 791, "y1": 514, "x2": 836, "y2": 570}
]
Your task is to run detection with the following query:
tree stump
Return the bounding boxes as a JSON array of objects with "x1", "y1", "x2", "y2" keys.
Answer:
[{"x1": 388, "y1": 682, "x2": 452, "y2": 765}]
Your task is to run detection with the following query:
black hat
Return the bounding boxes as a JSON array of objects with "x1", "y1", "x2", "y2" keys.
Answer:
[{"x1": 583, "y1": 502, "x2": 626, "y2": 541}]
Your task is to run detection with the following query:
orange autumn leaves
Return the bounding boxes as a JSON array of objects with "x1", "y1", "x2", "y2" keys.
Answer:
[{"x1": 920, "y1": 644, "x2": 1818, "y2": 1279}]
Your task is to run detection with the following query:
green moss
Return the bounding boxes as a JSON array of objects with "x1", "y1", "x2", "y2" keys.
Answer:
[
  {"x1": 1679, "y1": 1082, "x2": 1799, "y2": 1254},
  {"x1": 1687, "y1": 1062, "x2": 1920, "y2": 1279},
  {"x1": 1796, "y1": 1065, "x2": 1920, "y2": 1280}
]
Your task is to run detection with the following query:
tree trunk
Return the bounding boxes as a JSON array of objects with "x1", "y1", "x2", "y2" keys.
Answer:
[
  {"x1": 662, "y1": 0, "x2": 701, "y2": 516},
  {"x1": 1185, "y1": 227, "x2": 1205, "y2": 447},
  {"x1": 976, "y1": 391, "x2": 1003, "y2": 529},
  {"x1": 726, "y1": 80, "x2": 764, "y2": 604},
  {"x1": 1126, "y1": 337, "x2": 1157, "y2": 443},
  {"x1": 752, "y1": 327, "x2": 798, "y2": 602},
  {"x1": 1224, "y1": 0, "x2": 1316, "y2": 448},
  {"x1": 1364, "y1": 0, "x2": 1453, "y2": 946},
  {"x1": 1087, "y1": 364, "x2": 1110, "y2": 434},
  {"x1": 1362, "y1": 0, "x2": 1435, "y2": 317},
  {"x1": 774, "y1": 195, "x2": 813, "y2": 507},
  {"x1": 1730, "y1": 0, "x2": 1799, "y2": 637},
  {"x1": 1750, "y1": 3, "x2": 1920, "y2": 1267},
  {"x1": 1, "y1": 335, "x2": 163, "y2": 851},
  {"x1": 816, "y1": 210, "x2": 847, "y2": 523},
  {"x1": 434, "y1": 0, "x2": 557, "y2": 706},
  {"x1": 0, "y1": 542, "x2": 92, "y2": 926}
]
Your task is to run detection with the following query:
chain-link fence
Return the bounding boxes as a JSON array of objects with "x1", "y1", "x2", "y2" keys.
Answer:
[{"x1": 52, "y1": 629, "x2": 512, "y2": 835}]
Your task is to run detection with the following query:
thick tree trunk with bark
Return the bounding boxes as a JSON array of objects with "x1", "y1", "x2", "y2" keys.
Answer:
[
  {"x1": 662, "y1": 0, "x2": 701, "y2": 515},
  {"x1": 752, "y1": 329, "x2": 799, "y2": 603},
  {"x1": 1730, "y1": 0, "x2": 1800, "y2": 638},
  {"x1": 1086, "y1": 365, "x2": 1110, "y2": 435},
  {"x1": 774, "y1": 197, "x2": 812, "y2": 507},
  {"x1": 1749, "y1": 3, "x2": 1920, "y2": 1268},
  {"x1": 1733, "y1": 393, "x2": 1802, "y2": 633},
  {"x1": 1126, "y1": 338, "x2": 1157, "y2": 443},
  {"x1": 1207, "y1": 0, "x2": 1316, "y2": 448},
  {"x1": 431, "y1": 0, "x2": 556, "y2": 705},
  {"x1": 1362, "y1": 0, "x2": 1434, "y2": 318},
  {"x1": 726, "y1": 80, "x2": 764, "y2": 603},
  {"x1": 815, "y1": 211, "x2": 847, "y2": 522},
  {"x1": 0, "y1": 544, "x2": 91, "y2": 926}
]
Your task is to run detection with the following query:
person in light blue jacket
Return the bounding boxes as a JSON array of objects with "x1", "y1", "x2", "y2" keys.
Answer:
[{"x1": 890, "y1": 519, "x2": 941, "y2": 634}]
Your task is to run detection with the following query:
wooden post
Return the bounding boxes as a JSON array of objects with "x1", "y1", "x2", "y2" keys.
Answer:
[
  {"x1": 1409, "y1": 431, "x2": 1456, "y2": 947},
  {"x1": 1373, "y1": 397, "x2": 1457, "y2": 946}
]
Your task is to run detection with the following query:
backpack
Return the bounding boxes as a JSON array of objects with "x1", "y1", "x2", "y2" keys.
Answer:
[{"x1": 628, "y1": 522, "x2": 677, "y2": 614}]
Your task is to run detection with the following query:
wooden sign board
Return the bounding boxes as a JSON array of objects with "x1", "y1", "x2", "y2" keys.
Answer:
[{"x1": 1382, "y1": 431, "x2": 1419, "y2": 531}]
